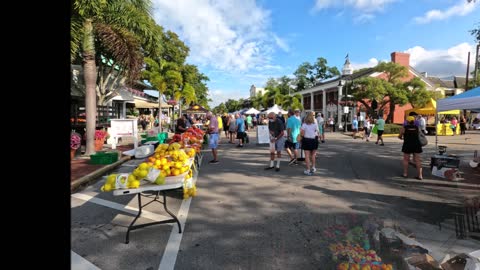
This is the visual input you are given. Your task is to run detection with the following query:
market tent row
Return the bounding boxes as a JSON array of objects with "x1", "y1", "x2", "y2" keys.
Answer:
[
  {"x1": 260, "y1": 104, "x2": 288, "y2": 115},
  {"x1": 132, "y1": 99, "x2": 172, "y2": 109},
  {"x1": 404, "y1": 98, "x2": 461, "y2": 116},
  {"x1": 244, "y1": 107, "x2": 260, "y2": 114},
  {"x1": 185, "y1": 104, "x2": 209, "y2": 114},
  {"x1": 437, "y1": 86, "x2": 480, "y2": 112}
]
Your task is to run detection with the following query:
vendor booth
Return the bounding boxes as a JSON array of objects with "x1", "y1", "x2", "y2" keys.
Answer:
[{"x1": 404, "y1": 98, "x2": 461, "y2": 135}]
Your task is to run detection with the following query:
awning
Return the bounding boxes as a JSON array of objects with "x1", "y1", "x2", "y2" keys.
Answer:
[{"x1": 133, "y1": 99, "x2": 172, "y2": 108}]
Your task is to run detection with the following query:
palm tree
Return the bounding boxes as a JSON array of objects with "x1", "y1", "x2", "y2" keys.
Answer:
[{"x1": 71, "y1": 0, "x2": 158, "y2": 155}]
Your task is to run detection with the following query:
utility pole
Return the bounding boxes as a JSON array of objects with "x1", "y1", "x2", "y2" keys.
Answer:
[
  {"x1": 475, "y1": 44, "x2": 479, "y2": 88},
  {"x1": 465, "y1": 52, "x2": 471, "y2": 91}
]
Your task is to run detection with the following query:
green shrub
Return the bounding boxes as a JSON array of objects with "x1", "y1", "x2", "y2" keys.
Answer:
[{"x1": 383, "y1": 124, "x2": 402, "y2": 134}]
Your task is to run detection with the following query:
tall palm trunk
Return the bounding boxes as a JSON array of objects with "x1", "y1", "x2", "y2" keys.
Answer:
[{"x1": 83, "y1": 19, "x2": 98, "y2": 155}]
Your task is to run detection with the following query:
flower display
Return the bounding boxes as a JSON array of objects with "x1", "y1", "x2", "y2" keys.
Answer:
[
  {"x1": 95, "y1": 130, "x2": 109, "y2": 140},
  {"x1": 71, "y1": 132, "x2": 81, "y2": 150}
]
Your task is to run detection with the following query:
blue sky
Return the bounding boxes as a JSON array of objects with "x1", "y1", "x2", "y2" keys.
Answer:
[{"x1": 151, "y1": 0, "x2": 479, "y2": 107}]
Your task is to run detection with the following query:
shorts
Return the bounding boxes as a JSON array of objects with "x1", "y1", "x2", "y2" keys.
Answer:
[
  {"x1": 208, "y1": 133, "x2": 219, "y2": 149},
  {"x1": 377, "y1": 130, "x2": 384, "y2": 137},
  {"x1": 236, "y1": 131, "x2": 245, "y2": 139},
  {"x1": 318, "y1": 125, "x2": 324, "y2": 135},
  {"x1": 285, "y1": 140, "x2": 300, "y2": 150},
  {"x1": 272, "y1": 137, "x2": 285, "y2": 152},
  {"x1": 301, "y1": 137, "x2": 318, "y2": 151}
]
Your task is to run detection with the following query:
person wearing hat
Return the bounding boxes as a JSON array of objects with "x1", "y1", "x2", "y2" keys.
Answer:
[{"x1": 398, "y1": 115, "x2": 423, "y2": 180}]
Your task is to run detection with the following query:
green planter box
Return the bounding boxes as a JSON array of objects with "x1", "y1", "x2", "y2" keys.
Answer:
[{"x1": 90, "y1": 151, "x2": 119, "y2": 165}]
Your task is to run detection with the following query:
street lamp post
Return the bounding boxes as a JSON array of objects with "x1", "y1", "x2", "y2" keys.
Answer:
[
  {"x1": 344, "y1": 80, "x2": 348, "y2": 132},
  {"x1": 337, "y1": 80, "x2": 343, "y2": 131}
]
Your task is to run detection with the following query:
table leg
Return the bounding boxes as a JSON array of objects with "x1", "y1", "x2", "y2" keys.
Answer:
[
  {"x1": 125, "y1": 194, "x2": 143, "y2": 244},
  {"x1": 162, "y1": 191, "x2": 182, "y2": 233}
]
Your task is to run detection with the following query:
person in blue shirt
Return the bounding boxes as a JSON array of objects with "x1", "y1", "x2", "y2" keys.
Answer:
[
  {"x1": 352, "y1": 116, "x2": 359, "y2": 139},
  {"x1": 235, "y1": 114, "x2": 246, "y2": 147},
  {"x1": 285, "y1": 109, "x2": 301, "y2": 165}
]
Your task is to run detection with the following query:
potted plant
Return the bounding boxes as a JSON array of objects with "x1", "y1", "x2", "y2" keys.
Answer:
[
  {"x1": 71, "y1": 132, "x2": 81, "y2": 159},
  {"x1": 94, "y1": 129, "x2": 109, "y2": 151}
]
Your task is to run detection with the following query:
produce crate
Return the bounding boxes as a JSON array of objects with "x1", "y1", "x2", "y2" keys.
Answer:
[
  {"x1": 157, "y1": 132, "x2": 168, "y2": 144},
  {"x1": 90, "y1": 151, "x2": 119, "y2": 165}
]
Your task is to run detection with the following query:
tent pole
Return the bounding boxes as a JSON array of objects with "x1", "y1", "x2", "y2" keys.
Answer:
[{"x1": 435, "y1": 113, "x2": 438, "y2": 151}]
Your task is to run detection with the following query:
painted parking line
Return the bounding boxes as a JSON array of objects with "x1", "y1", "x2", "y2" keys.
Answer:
[
  {"x1": 158, "y1": 197, "x2": 192, "y2": 270},
  {"x1": 71, "y1": 193, "x2": 171, "y2": 222},
  {"x1": 71, "y1": 250, "x2": 101, "y2": 270}
]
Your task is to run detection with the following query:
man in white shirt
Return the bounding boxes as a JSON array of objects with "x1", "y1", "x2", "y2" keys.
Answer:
[
  {"x1": 316, "y1": 112, "x2": 325, "y2": 143},
  {"x1": 418, "y1": 115, "x2": 427, "y2": 134}
]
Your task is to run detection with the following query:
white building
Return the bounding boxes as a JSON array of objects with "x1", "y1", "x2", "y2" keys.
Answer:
[{"x1": 250, "y1": 85, "x2": 266, "y2": 98}]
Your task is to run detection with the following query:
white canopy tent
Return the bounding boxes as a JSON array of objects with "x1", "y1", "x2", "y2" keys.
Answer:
[
  {"x1": 434, "y1": 86, "x2": 480, "y2": 148},
  {"x1": 436, "y1": 86, "x2": 480, "y2": 112},
  {"x1": 261, "y1": 104, "x2": 288, "y2": 115},
  {"x1": 244, "y1": 107, "x2": 260, "y2": 114}
]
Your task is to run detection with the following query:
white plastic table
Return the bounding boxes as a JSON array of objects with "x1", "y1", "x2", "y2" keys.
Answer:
[{"x1": 113, "y1": 158, "x2": 198, "y2": 244}]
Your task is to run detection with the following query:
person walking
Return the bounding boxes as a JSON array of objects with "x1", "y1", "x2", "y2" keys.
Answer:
[
  {"x1": 265, "y1": 112, "x2": 286, "y2": 171},
  {"x1": 286, "y1": 109, "x2": 301, "y2": 165},
  {"x1": 352, "y1": 116, "x2": 359, "y2": 139},
  {"x1": 398, "y1": 116, "x2": 423, "y2": 180},
  {"x1": 460, "y1": 116, "x2": 467, "y2": 135},
  {"x1": 206, "y1": 112, "x2": 220, "y2": 164},
  {"x1": 316, "y1": 112, "x2": 325, "y2": 143},
  {"x1": 450, "y1": 116, "x2": 458, "y2": 136},
  {"x1": 227, "y1": 114, "x2": 237, "y2": 143},
  {"x1": 235, "y1": 113, "x2": 246, "y2": 147},
  {"x1": 375, "y1": 115, "x2": 385, "y2": 146},
  {"x1": 300, "y1": 112, "x2": 319, "y2": 175},
  {"x1": 363, "y1": 116, "x2": 372, "y2": 142}
]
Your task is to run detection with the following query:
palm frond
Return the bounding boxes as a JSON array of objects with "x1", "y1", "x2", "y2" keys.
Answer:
[{"x1": 94, "y1": 23, "x2": 143, "y2": 83}]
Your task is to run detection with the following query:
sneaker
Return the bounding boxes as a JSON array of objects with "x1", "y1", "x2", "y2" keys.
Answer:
[
  {"x1": 288, "y1": 158, "x2": 296, "y2": 165},
  {"x1": 310, "y1": 167, "x2": 317, "y2": 173},
  {"x1": 375, "y1": 142, "x2": 378, "y2": 145},
  {"x1": 275, "y1": 167, "x2": 280, "y2": 172},
  {"x1": 209, "y1": 160, "x2": 219, "y2": 164},
  {"x1": 303, "y1": 170, "x2": 313, "y2": 176},
  {"x1": 380, "y1": 143, "x2": 385, "y2": 146},
  {"x1": 264, "y1": 166, "x2": 275, "y2": 170},
  {"x1": 321, "y1": 140, "x2": 325, "y2": 143}
]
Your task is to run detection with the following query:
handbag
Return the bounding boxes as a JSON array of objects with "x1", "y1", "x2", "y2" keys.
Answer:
[
  {"x1": 418, "y1": 130, "x2": 428, "y2": 146},
  {"x1": 371, "y1": 124, "x2": 378, "y2": 135}
]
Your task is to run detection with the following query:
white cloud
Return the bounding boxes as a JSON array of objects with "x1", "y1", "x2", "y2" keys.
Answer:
[
  {"x1": 351, "y1": 58, "x2": 379, "y2": 70},
  {"x1": 273, "y1": 34, "x2": 290, "y2": 52},
  {"x1": 152, "y1": 0, "x2": 287, "y2": 72},
  {"x1": 413, "y1": 1, "x2": 478, "y2": 24},
  {"x1": 406, "y1": 43, "x2": 476, "y2": 77},
  {"x1": 354, "y1": 13, "x2": 375, "y2": 23},
  {"x1": 312, "y1": 0, "x2": 397, "y2": 13},
  {"x1": 208, "y1": 89, "x2": 249, "y2": 107}
]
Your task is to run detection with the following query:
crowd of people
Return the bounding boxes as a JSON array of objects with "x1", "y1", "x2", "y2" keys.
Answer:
[{"x1": 146, "y1": 108, "x2": 474, "y2": 181}]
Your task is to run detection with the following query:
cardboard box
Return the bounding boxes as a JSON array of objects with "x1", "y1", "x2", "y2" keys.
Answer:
[{"x1": 407, "y1": 254, "x2": 441, "y2": 270}]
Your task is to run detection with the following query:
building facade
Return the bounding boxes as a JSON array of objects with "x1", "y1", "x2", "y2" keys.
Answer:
[
  {"x1": 250, "y1": 85, "x2": 266, "y2": 98},
  {"x1": 296, "y1": 52, "x2": 438, "y2": 129}
]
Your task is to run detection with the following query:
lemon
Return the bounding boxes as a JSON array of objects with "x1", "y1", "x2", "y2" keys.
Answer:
[{"x1": 138, "y1": 163, "x2": 149, "y2": 170}]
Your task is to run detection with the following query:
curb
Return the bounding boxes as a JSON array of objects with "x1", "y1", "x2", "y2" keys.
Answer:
[{"x1": 71, "y1": 155, "x2": 132, "y2": 192}]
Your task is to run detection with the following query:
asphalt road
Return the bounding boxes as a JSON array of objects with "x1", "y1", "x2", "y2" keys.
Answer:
[{"x1": 71, "y1": 130, "x2": 480, "y2": 270}]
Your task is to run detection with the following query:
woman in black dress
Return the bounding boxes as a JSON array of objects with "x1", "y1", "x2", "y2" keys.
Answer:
[{"x1": 398, "y1": 116, "x2": 423, "y2": 179}]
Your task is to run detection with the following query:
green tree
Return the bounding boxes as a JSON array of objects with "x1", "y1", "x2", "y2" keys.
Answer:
[
  {"x1": 293, "y1": 58, "x2": 340, "y2": 92},
  {"x1": 225, "y1": 99, "x2": 239, "y2": 112},
  {"x1": 280, "y1": 94, "x2": 303, "y2": 111},
  {"x1": 312, "y1": 57, "x2": 340, "y2": 82},
  {"x1": 404, "y1": 77, "x2": 431, "y2": 108},
  {"x1": 250, "y1": 93, "x2": 264, "y2": 109},
  {"x1": 350, "y1": 77, "x2": 389, "y2": 117},
  {"x1": 212, "y1": 103, "x2": 227, "y2": 115},
  {"x1": 293, "y1": 62, "x2": 314, "y2": 92},
  {"x1": 72, "y1": 0, "x2": 158, "y2": 155},
  {"x1": 374, "y1": 62, "x2": 409, "y2": 123},
  {"x1": 470, "y1": 22, "x2": 479, "y2": 43}
]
